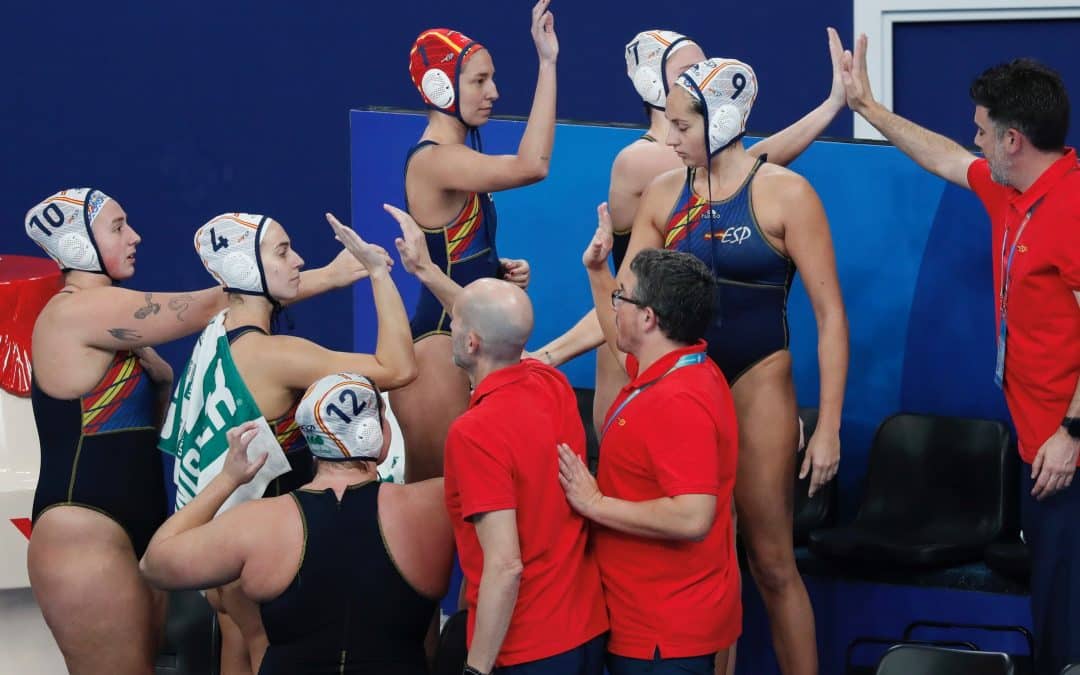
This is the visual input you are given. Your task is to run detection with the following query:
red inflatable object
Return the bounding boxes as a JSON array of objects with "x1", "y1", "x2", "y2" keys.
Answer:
[{"x1": 0, "y1": 256, "x2": 62, "y2": 397}]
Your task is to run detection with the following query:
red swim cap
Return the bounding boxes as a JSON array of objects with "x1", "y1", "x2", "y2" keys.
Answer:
[{"x1": 409, "y1": 28, "x2": 484, "y2": 115}]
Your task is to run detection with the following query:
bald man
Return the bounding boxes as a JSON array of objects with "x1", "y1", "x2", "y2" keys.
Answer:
[{"x1": 386, "y1": 207, "x2": 608, "y2": 675}]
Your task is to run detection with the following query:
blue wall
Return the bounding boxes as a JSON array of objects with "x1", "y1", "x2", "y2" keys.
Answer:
[
  {"x1": 351, "y1": 111, "x2": 1013, "y2": 519},
  {"x1": 352, "y1": 111, "x2": 1026, "y2": 675}
]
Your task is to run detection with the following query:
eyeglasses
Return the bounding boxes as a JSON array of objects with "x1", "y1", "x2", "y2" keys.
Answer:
[{"x1": 611, "y1": 288, "x2": 648, "y2": 311}]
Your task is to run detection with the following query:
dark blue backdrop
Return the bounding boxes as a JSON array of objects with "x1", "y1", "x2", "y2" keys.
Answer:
[
  {"x1": 0, "y1": 0, "x2": 852, "y2": 370},
  {"x1": 3, "y1": 3, "x2": 1078, "y2": 372}
]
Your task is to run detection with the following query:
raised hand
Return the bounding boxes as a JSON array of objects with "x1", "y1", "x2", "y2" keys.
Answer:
[
  {"x1": 326, "y1": 212, "x2": 392, "y2": 279},
  {"x1": 531, "y1": 0, "x2": 558, "y2": 64},
  {"x1": 582, "y1": 202, "x2": 614, "y2": 271},
  {"x1": 826, "y1": 27, "x2": 846, "y2": 111},
  {"x1": 384, "y1": 203, "x2": 435, "y2": 276},
  {"x1": 840, "y1": 33, "x2": 875, "y2": 113}
]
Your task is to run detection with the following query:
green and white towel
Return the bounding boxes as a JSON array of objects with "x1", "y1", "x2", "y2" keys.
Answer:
[{"x1": 159, "y1": 310, "x2": 291, "y2": 513}]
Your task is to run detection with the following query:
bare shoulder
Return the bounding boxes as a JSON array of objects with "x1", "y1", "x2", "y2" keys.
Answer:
[
  {"x1": 230, "y1": 493, "x2": 300, "y2": 532},
  {"x1": 381, "y1": 479, "x2": 448, "y2": 522},
  {"x1": 263, "y1": 333, "x2": 321, "y2": 354},
  {"x1": 617, "y1": 142, "x2": 682, "y2": 185},
  {"x1": 753, "y1": 164, "x2": 818, "y2": 202},
  {"x1": 649, "y1": 165, "x2": 689, "y2": 194},
  {"x1": 411, "y1": 140, "x2": 474, "y2": 171}
]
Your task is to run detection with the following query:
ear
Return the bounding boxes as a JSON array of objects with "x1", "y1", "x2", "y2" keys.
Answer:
[
  {"x1": 468, "y1": 330, "x2": 482, "y2": 355},
  {"x1": 1004, "y1": 127, "x2": 1024, "y2": 154},
  {"x1": 641, "y1": 306, "x2": 660, "y2": 333}
]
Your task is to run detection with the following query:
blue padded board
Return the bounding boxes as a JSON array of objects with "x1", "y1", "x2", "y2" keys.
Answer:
[
  {"x1": 351, "y1": 110, "x2": 1025, "y2": 675},
  {"x1": 350, "y1": 110, "x2": 1011, "y2": 514}
]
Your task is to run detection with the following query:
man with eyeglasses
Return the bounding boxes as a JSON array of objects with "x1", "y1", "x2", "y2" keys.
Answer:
[{"x1": 558, "y1": 204, "x2": 741, "y2": 675}]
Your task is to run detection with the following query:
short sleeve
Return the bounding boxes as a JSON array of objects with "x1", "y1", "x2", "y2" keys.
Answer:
[
  {"x1": 445, "y1": 422, "x2": 517, "y2": 520},
  {"x1": 967, "y1": 158, "x2": 1009, "y2": 217}
]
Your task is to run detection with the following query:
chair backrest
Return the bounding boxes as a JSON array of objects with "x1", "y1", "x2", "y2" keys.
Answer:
[
  {"x1": 155, "y1": 590, "x2": 219, "y2": 675},
  {"x1": 876, "y1": 644, "x2": 1013, "y2": 675},
  {"x1": 856, "y1": 414, "x2": 1011, "y2": 536},
  {"x1": 432, "y1": 610, "x2": 468, "y2": 675},
  {"x1": 1061, "y1": 664, "x2": 1080, "y2": 675}
]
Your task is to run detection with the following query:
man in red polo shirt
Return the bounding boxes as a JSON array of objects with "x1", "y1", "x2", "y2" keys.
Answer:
[
  {"x1": 843, "y1": 40, "x2": 1080, "y2": 674},
  {"x1": 442, "y1": 278, "x2": 608, "y2": 675},
  {"x1": 559, "y1": 228, "x2": 740, "y2": 675}
]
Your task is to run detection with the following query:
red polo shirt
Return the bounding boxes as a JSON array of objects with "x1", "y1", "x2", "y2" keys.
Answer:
[
  {"x1": 594, "y1": 340, "x2": 740, "y2": 658},
  {"x1": 968, "y1": 149, "x2": 1080, "y2": 464},
  {"x1": 444, "y1": 359, "x2": 608, "y2": 667}
]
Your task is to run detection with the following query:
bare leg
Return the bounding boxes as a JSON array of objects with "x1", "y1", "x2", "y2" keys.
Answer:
[
  {"x1": 28, "y1": 507, "x2": 167, "y2": 675},
  {"x1": 732, "y1": 353, "x2": 817, "y2": 675},
  {"x1": 390, "y1": 335, "x2": 471, "y2": 483},
  {"x1": 714, "y1": 647, "x2": 732, "y2": 675},
  {"x1": 718, "y1": 501, "x2": 740, "y2": 675}
]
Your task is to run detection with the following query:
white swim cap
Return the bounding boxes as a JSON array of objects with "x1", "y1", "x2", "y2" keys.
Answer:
[
  {"x1": 297, "y1": 373, "x2": 386, "y2": 462},
  {"x1": 675, "y1": 58, "x2": 758, "y2": 155},
  {"x1": 625, "y1": 30, "x2": 697, "y2": 109},
  {"x1": 195, "y1": 213, "x2": 272, "y2": 297},
  {"x1": 25, "y1": 188, "x2": 113, "y2": 274}
]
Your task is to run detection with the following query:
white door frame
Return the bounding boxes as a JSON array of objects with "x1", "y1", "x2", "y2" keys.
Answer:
[{"x1": 853, "y1": 0, "x2": 1080, "y2": 139}]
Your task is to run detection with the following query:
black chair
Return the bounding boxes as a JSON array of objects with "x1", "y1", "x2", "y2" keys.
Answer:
[
  {"x1": 1061, "y1": 665, "x2": 1080, "y2": 675},
  {"x1": 155, "y1": 590, "x2": 220, "y2": 675},
  {"x1": 793, "y1": 407, "x2": 838, "y2": 545},
  {"x1": 984, "y1": 449, "x2": 1029, "y2": 583},
  {"x1": 809, "y1": 414, "x2": 1012, "y2": 569},
  {"x1": 846, "y1": 636, "x2": 979, "y2": 675},
  {"x1": 903, "y1": 621, "x2": 1034, "y2": 675},
  {"x1": 876, "y1": 644, "x2": 1013, "y2": 675},
  {"x1": 985, "y1": 535, "x2": 1031, "y2": 584},
  {"x1": 432, "y1": 610, "x2": 468, "y2": 675}
]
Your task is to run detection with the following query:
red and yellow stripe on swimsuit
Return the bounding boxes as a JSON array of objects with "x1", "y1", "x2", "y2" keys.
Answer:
[
  {"x1": 81, "y1": 352, "x2": 153, "y2": 434},
  {"x1": 664, "y1": 194, "x2": 709, "y2": 249},
  {"x1": 271, "y1": 397, "x2": 307, "y2": 454},
  {"x1": 445, "y1": 193, "x2": 488, "y2": 262}
]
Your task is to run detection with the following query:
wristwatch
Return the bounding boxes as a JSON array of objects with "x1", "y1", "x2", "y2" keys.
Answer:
[
  {"x1": 1063, "y1": 416, "x2": 1080, "y2": 439},
  {"x1": 463, "y1": 666, "x2": 488, "y2": 675}
]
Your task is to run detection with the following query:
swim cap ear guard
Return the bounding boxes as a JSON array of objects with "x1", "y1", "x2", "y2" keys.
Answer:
[
  {"x1": 25, "y1": 188, "x2": 113, "y2": 276},
  {"x1": 676, "y1": 58, "x2": 759, "y2": 156},
  {"x1": 297, "y1": 373, "x2": 386, "y2": 462},
  {"x1": 410, "y1": 29, "x2": 483, "y2": 121},
  {"x1": 625, "y1": 30, "x2": 696, "y2": 110},
  {"x1": 195, "y1": 213, "x2": 272, "y2": 298}
]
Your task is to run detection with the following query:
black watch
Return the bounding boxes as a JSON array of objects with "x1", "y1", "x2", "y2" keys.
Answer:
[
  {"x1": 463, "y1": 666, "x2": 488, "y2": 675},
  {"x1": 1063, "y1": 416, "x2": 1080, "y2": 439}
]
